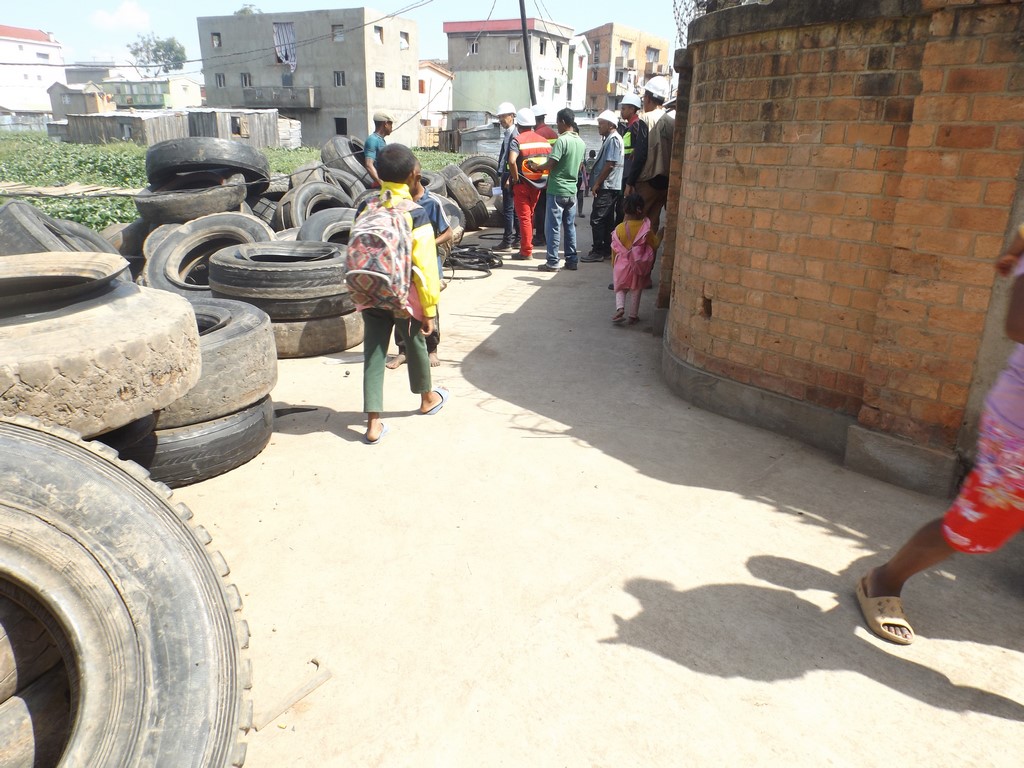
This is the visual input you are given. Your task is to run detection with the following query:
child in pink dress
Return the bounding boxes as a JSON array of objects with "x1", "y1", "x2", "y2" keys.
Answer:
[{"x1": 611, "y1": 193, "x2": 663, "y2": 325}]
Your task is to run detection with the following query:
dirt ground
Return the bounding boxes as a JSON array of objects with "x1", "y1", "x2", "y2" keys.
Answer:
[{"x1": 176, "y1": 219, "x2": 1024, "y2": 767}]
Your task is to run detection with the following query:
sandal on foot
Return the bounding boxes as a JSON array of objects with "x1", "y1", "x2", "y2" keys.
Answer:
[
  {"x1": 627, "y1": 316, "x2": 640, "y2": 325},
  {"x1": 364, "y1": 423, "x2": 389, "y2": 445},
  {"x1": 421, "y1": 387, "x2": 449, "y2": 416},
  {"x1": 856, "y1": 576, "x2": 915, "y2": 645},
  {"x1": 612, "y1": 308, "x2": 625, "y2": 324}
]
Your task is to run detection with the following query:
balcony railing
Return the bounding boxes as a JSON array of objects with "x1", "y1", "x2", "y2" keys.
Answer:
[
  {"x1": 614, "y1": 57, "x2": 637, "y2": 70},
  {"x1": 111, "y1": 93, "x2": 167, "y2": 108},
  {"x1": 242, "y1": 86, "x2": 320, "y2": 109}
]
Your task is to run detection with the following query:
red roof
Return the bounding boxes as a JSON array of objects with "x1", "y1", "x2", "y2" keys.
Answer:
[{"x1": 0, "y1": 25, "x2": 53, "y2": 43}]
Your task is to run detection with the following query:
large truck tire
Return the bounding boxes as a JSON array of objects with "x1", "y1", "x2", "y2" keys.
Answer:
[
  {"x1": 209, "y1": 241, "x2": 347, "y2": 300},
  {"x1": 0, "y1": 251, "x2": 127, "y2": 315},
  {"x1": 0, "y1": 416, "x2": 251, "y2": 766},
  {"x1": 439, "y1": 165, "x2": 488, "y2": 229},
  {"x1": 134, "y1": 172, "x2": 248, "y2": 225},
  {"x1": 156, "y1": 299, "x2": 277, "y2": 430},
  {"x1": 121, "y1": 396, "x2": 274, "y2": 488},
  {"x1": 297, "y1": 208, "x2": 355, "y2": 245},
  {"x1": 321, "y1": 136, "x2": 371, "y2": 184},
  {"x1": 278, "y1": 182, "x2": 354, "y2": 230},
  {"x1": 0, "y1": 275, "x2": 201, "y2": 439},
  {"x1": 141, "y1": 212, "x2": 275, "y2": 299},
  {"x1": 458, "y1": 154, "x2": 500, "y2": 202},
  {"x1": 272, "y1": 310, "x2": 363, "y2": 358},
  {"x1": 0, "y1": 200, "x2": 73, "y2": 256},
  {"x1": 145, "y1": 137, "x2": 270, "y2": 196}
]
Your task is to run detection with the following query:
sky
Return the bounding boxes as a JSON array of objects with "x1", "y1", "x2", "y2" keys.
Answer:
[{"x1": 3, "y1": 0, "x2": 683, "y2": 82}]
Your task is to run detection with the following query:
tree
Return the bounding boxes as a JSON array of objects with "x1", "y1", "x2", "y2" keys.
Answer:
[
  {"x1": 235, "y1": 4, "x2": 262, "y2": 14},
  {"x1": 128, "y1": 34, "x2": 186, "y2": 78}
]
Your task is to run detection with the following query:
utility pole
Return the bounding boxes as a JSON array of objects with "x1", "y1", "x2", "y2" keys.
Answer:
[{"x1": 519, "y1": 0, "x2": 537, "y2": 105}]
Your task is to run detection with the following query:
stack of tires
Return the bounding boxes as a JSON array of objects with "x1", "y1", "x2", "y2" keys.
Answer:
[
  {"x1": 209, "y1": 242, "x2": 362, "y2": 359},
  {"x1": 116, "y1": 296, "x2": 278, "y2": 489},
  {"x1": 0, "y1": 140, "x2": 283, "y2": 487},
  {"x1": 0, "y1": 251, "x2": 251, "y2": 764}
]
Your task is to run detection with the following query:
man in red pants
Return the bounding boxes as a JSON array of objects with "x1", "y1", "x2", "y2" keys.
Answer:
[{"x1": 507, "y1": 108, "x2": 552, "y2": 261}]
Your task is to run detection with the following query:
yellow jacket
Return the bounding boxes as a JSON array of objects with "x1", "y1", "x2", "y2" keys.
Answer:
[{"x1": 378, "y1": 181, "x2": 440, "y2": 318}]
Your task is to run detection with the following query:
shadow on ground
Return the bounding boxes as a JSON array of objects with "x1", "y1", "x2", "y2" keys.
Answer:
[
  {"x1": 601, "y1": 555, "x2": 1023, "y2": 721},
  {"x1": 454, "y1": 252, "x2": 1024, "y2": 662}
]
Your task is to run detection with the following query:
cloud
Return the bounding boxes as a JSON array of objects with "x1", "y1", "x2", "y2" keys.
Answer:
[{"x1": 90, "y1": 1, "x2": 151, "y2": 32}]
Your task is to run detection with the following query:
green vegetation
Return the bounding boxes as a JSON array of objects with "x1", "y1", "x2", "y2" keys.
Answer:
[
  {"x1": 262, "y1": 146, "x2": 320, "y2": 174},
  {"x1": 414, "y1": 150, "x2": 466, "y2": 172},
  {"x1": 0, "y1": 133, "x2": 465, "y2": 229}
]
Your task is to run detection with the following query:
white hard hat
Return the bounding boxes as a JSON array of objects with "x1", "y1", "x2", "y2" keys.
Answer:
[
  {"x1": 495, "y1": 101, "x2": 515, "y2": 116},
  {"x1": 530, "y1": 103, "x2": 548, "y2": 117},
  {"x1": 620, "y1": 93, "x2": 642, "y2": 109},
  {"x1": 597, "y1": 109, "x2": 618, "y2": 125},
  {"x1": 515, "y1": 107, "x2": 536, "y2": 127},
  {"x1": 644, "y1": 76, "x2": 671, "y2": 101}
]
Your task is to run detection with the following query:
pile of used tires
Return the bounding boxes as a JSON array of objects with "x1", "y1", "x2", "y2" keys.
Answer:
[
  {"x1": 0, "y1": 247, "x2": 251, "y2": 762},
  {"x1": 120, "y1": 136, "x2": 361, "y2": 360},
  {"x1": 0, "y1": 139, "x2": 503, "y2": 766}
]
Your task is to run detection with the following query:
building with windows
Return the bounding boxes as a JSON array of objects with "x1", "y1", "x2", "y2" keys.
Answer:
[
  {"x1": 443, "y1": 17, "x2": 574, "y2": 129},
  {"x1": 197, "y1": 8, "x2": 420, "y2": 148},
  {"x1": 99, "y1": 75, "x2": 203, "y2": 111},
  {"x1": 417, "y1": 60, "x2": 452, "y2": 129},
  {"x1": 580, "y1": 23, "x2": 672, "y2": 113},
  {"x1": 47, "y1": 81, "x2": 114, "y2": 121},
  {"x1": 0, "y1": 24, "x2": 64, "y2": 118}
]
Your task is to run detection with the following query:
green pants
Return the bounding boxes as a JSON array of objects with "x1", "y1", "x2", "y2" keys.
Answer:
[{"x1": 362, "y1": 308, "x2": 432, "y2": 413}]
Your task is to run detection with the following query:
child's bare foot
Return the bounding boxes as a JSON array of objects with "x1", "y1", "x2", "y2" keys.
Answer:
[
  {"x1": 627, "y1": 316, "x2": 640, "y2": 325},
  {"x1": 385, "y1": 353, "x2": 406, "y2": 370},
  {"x1": 429, "y1": 351, "x2": 440, "y2": 367}
]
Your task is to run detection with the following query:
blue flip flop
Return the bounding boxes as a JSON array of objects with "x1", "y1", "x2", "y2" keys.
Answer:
[
  {"x1": 364, "y1": 423, "x2": 389, "y2": 445},
  {"x1": 422, "y1": 388, "x2": 449, "y2": 416}
]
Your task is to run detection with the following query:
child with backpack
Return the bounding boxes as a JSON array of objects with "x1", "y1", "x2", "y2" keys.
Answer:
[
  {"x1": 611, "y1": 193, "x2": 663, "y2": 325},
  {"x1": 386, "y1": 172, "x2": 453, "y2": 370},
  {"x1": 346, "y1": 144, "x2": 448, "y2": 444}
]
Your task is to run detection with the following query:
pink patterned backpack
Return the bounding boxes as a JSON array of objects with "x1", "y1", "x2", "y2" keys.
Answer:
[{"x1": 345, "y1": 190, "x2": 414, "y2": 314}]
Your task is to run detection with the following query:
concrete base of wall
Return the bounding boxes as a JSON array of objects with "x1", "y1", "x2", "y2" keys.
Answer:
[
  {"x1": 844, "y1": 425, "x2": 960, "y2": 498},
  {"x1": 661, "y1": 342, "x2": 854, "y2": 457},
  {"x1": 661, "y1": 343, "x2": 961, "y2": 497}
]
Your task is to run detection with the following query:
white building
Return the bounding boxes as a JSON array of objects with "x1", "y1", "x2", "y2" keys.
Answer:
[
  {"x1": 0, "y1": 24, "x2": 65, "y2": 114},
  {"x1": 417, "y1": 60, "x2": 452, "y2": 129},
  {"x1": 566, "y1": 34, "x2": 591, "y2": 113}
]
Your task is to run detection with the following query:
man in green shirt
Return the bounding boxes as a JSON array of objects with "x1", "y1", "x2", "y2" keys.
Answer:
[
  {"x1": 363, "y1": 111, "x2": 393, "y2": 188},
  {"x1": 539, "y1": 108, "x2": 586, "y2": 272}
]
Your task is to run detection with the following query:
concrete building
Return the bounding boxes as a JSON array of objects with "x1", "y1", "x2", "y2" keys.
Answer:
[
  {"x1": 197, "y1": 8, "x2": 420, "y2": 149},
  {"x1": 47, "y1": 81, "x2": 114, "y2": 121},
  {"x1": 443, "y1": 17, "x2": 574, "y2": 128},
  {"x1": 65, "y1": 62, "x2": 134, "y2": 86},
  {"x1": 418, "y1": 60, "x2": 453, "y2": 129},
  {"x1": 101, "y1": 75, "x2": 204, "y2": 110},
  {"x1": 580, "y1": 23, "x2": 672, "y2": 113},
  {"x1": 566, "y1": 34, "x2": 592, "y2": 114},
  {"x1": 0, "y1": 24, "x2": 65, "y2": 114}
]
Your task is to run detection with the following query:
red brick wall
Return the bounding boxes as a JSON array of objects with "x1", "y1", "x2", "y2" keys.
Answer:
[{"x1": 666, "y1": 0, "x2": 1024, "y2": 451}]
